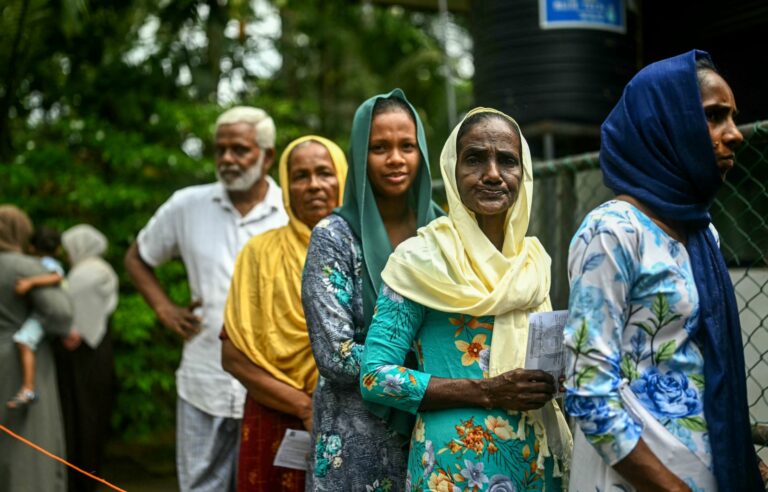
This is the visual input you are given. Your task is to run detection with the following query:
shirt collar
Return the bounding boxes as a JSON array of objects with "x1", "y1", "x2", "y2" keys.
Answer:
[{"x1": 211, "y1": 176, "x2": 282, "y2": 222}]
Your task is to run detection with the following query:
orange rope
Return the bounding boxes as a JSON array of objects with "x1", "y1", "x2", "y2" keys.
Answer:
[{"x1": 0, "y1": 424, "x2": 127, "y2": 492}]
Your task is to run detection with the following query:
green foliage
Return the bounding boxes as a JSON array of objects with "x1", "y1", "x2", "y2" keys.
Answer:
[
  {"x1": 1, "y1": 0, "x2": 473, "y2": 441},
  {"x1": 1, "y1": 101, "x2": 213, "y2": 438}
]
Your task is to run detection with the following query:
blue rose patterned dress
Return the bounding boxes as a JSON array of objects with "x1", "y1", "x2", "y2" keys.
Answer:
[
  {"x1": 361, "y1": 285, "x2": 563, "y2": 492},
  {"x1": 564, "y1": 200, "x2": 713, "y2": 491},
  {"x1": 302, "y1": 215, "x2": 409, "y2": 491}
]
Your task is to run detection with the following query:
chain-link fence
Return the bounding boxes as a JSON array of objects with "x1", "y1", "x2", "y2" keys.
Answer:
[{"x1": 529, "y1": 120, "x2": 768, "y2": 459}]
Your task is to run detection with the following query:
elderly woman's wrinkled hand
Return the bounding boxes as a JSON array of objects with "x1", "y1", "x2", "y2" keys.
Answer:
[{"x1": 486, "y1": 369, "x2": 556, "y2": 411}]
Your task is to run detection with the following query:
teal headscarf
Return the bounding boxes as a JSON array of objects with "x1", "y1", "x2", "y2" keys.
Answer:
[
  {"x1": 335, "y1": 88, "x2": 443, "y2": 438},
  {"x1": 335, "y1": 88, "x2": 444, "y2": 327}
]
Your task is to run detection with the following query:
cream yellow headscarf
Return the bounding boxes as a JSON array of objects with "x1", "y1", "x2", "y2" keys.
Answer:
[
  {"x1": 224, "y1": 135, "x2": 348, "y2": 393},
  {"x1": 381, "y1": 108, "x2": 571, "y2": 485}
]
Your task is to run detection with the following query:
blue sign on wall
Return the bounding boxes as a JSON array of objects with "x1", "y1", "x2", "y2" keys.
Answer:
[{"x1": 539, "y1": 0, "x2": 626, "y2": 33}]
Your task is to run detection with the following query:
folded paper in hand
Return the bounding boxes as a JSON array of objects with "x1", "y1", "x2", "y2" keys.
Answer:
[
  {"x1": 524, "y1": 310, "x2": 568, "y2": 397},
  {"x1": 273, "y1": 428, "x2": 311, "y2": 471}
]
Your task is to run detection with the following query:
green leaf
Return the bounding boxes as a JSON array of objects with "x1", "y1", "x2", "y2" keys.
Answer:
[
  {"x1": 652, "y1": 293, "x2": 670, "y2": 321},
  {"x1": 690, "y1": 374, "x2": 705, "y2": 391},
  {"x1": 632, "y1": 320, "x2": 655, "y2": 336},
  {"x1": 655, "y1": 340, "x2": 677, "y2": 364},
  {"x1": 620, "y1": 354, "x2": 640, "y2": 380},
  {"x1": 678, "y1": 416, "x2": 707, "y2": 432},
  {"x1": 574, "y1": 319, "x2": 590, "y2": 353},
  {"x1": 588, "y1": 433, "x2": 615, "y2": 445},
  {"x1": 658, "y1": 312, "x2": 683, "y2": 330},
  {"x1": 576, "y1": 366, "x2": 599, "y2": 387}
]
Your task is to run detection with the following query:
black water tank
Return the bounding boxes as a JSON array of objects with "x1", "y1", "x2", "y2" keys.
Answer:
[{"x1": 470, "y1": 0, "x2": 638, "y2": 127}]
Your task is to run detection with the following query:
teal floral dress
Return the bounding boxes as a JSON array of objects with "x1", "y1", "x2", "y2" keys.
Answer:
[
  {"x1": 302, "y1": 215, "x2": 408, "y2": 491},
  {"x1": 564, "y1": 200, "x2": 712, "y2": 490},
  {"x1": 361, "y1": 285, "x2": 562, "y2": 492}
]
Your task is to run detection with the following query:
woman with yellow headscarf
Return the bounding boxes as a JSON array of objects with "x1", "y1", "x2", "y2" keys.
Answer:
[
  {"x1": 222, "y1": 136, "x2": 347, "y2": 492},
  {"x1": 360, "y1": 109, "x2": 572, "y2": 491}
]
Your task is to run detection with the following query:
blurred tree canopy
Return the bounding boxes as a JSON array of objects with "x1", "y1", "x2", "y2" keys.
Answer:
[{"x1": 0, "y1": 0, "x2": 472, "y2": 439}]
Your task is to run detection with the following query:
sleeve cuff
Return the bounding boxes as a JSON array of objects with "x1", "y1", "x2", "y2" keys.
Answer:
[
  {"x1": 567, "y1": 394, "x2": 644, "y2": 465},
  {"x1": 361, "y1": 367, "x2": 431, "y2": 415}
]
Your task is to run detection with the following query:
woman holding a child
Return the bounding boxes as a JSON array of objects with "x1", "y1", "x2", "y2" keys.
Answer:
[{"x1": 0, "y1": 205, "x2": 74, "y2": 492}]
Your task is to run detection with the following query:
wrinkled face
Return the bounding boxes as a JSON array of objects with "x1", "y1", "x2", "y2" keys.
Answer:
[
  {"x1": 215, "y1": 122, "x2": 273, "y2": 191},
  {"x1": 699, "y1": 71, "x2": 743, "y2": 181},
  {"x1": 367, "y1": 110, "x2": 420, "y2": 199},
  {"x1": 288, "y1": 142, "x2": 340, "y2": 229},
  {"x1": 456, "y1": 117, "x2": 523, "y2": 219}
]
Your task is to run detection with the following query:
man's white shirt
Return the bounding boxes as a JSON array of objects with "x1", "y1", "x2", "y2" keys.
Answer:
[{"x1": 137, "y1": 177, "x2": 287, "y2": 418}]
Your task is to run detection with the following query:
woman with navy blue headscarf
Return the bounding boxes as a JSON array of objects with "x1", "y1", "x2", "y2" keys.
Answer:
[{"x1": 563, "y1": 50, "x2": 763, "y2": 491}]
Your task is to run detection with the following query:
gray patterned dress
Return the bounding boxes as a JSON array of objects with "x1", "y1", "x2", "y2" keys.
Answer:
[{"x1": 302, "y1": 214, "x2": 408, "y2": 491}]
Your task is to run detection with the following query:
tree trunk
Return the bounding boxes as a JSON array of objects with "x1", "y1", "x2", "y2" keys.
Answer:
[{"x1": 0, "y1": 0, "x2": 31, "y2": 160}]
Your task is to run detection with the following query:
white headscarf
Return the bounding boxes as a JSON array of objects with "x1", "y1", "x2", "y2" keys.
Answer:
[{"x1": 62, "y1": 224, "x2": 118, "y2": 348}]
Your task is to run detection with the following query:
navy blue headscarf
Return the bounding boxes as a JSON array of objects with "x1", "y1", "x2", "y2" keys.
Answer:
[{"x1": 600, "y1": 50, "x2": 762, "y2": 491}]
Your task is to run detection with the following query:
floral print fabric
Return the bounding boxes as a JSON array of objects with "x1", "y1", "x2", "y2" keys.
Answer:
[
  {"x1": 302, "y1": 215, "x2": 408, "y2": 491},
  {"x1": 362, "y1": 284, "x2": 561, "y2": 491},
  {"x1": 564, "y1": 200, "x2": 711, "y2": 475}
]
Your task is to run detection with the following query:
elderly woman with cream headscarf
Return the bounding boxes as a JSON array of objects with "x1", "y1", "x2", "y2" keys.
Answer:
[
  {"x1": 221, "y1": 135, "x2": 347, "y2": 492},
  {"x1": 360, "y1": 108, "x2": 572, "y2": 491},
  {"x1": 55, "y1": 223, "x2": 119, "y2": 492},
  {"x1": 0, "y1": 205, "x2": 73, "y2": 492}
]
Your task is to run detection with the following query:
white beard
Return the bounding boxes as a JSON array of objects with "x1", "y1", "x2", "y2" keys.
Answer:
[{"x1": 216, "y1": 152, "x2": 265, "y2": 191}]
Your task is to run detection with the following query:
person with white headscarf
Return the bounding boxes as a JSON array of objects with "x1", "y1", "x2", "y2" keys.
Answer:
[
  {"x1": 55, "y1": 223, "x2": 119, "y2": 492},
  {"x1": 360, "y1": 108, "x2": 572, "y2": 491}
]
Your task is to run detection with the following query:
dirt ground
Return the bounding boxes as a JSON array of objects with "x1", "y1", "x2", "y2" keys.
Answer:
[{"x1": 95, "y1": 436, "x2": 178, "y2": 492}]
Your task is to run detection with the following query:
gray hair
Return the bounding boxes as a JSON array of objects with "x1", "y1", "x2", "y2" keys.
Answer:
[{"x1": 215, "y1": 106, "x2": 276, "y2": 149}]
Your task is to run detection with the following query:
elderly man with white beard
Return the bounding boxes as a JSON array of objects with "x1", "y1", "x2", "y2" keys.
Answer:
[{"x1": 125, "y1": 106, "x2": 287, "y2": 492}]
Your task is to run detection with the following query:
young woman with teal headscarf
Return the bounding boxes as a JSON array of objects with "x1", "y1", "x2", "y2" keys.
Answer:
[{"x1": 302, "y1": 89, "x2": 442, "y2": 491}]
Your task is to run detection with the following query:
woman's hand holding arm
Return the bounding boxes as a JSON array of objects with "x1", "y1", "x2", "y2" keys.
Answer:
[{"x1": 222, "y1": 338, "x2": 313, "y2": 432}]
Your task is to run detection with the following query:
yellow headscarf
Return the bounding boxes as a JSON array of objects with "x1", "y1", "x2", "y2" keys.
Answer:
[
  {"x1": 381, "y1": 108, "x2": 571, "y2": 484},
  {"x1": 224, "y1": 135, "x2": 348, "y2": 393}
]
